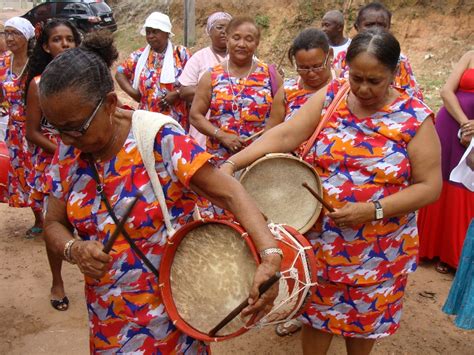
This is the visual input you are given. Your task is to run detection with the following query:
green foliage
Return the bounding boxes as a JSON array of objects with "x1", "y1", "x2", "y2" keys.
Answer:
[{"x1": 255, "y1": 14, "x2": 270, "y2": 29}]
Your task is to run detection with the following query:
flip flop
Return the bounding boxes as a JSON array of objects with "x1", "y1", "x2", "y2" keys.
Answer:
[
  {"x1": 50, "y1": 296, "x2": 69, "y2": 311},
  {"x1": 25, "y1": 226, "x2": 43, "y2": 239},
  {"x1": 435, "y1": 261, "x2": 451, "y2": 274},
  {"x1": 275, "y1": 319, "x2": 302, "y2": 337}
]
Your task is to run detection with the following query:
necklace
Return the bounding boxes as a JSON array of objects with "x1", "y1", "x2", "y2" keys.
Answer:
[
  {"x1": 226, "y1": 59, "x2": 254, "y2": 113},
  {"x1": 10, "y1": 54, "x2": 28, "y2": 78}
]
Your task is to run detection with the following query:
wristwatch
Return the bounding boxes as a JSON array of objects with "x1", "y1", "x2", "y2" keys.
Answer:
[{"x1": 373, "y1": 200, "x2": 384, "y2": 220}]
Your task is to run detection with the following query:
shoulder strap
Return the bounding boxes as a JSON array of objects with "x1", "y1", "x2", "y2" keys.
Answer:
[
  {"x1": 300, "y1": 82, "x2": 350, "y2": 158},
  {"x1": 268, "y1": 63, "x2": 279, "y2": 97},
  {"x1": 132, "y1": 110, "x2": 183, "y2": 237}
]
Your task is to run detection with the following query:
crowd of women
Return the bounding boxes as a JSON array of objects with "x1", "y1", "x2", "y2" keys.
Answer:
[{"x1": 0, "y1": 1, "x2": 472, "y2": 353}]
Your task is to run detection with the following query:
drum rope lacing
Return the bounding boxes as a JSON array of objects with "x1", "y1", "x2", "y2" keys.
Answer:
[{"x1": 248, "y1": 223, "x2": 317, "y2": 328}]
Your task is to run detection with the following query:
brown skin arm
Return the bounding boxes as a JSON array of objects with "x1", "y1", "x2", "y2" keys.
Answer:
[
  {"x1": 179, "y1": 85, "x2": 196, "y2": 104},
  {"x1": 328, "y1": 117, "x2": 442, "y2": 227},
  {"x1": 440, "y1": 51, "x2": 473, "y2": 126},
  {"x1": 190, "y1": 162, "x2": 281, "y2": 320},
  {"x1": 25, "y1": 79, "x2": 57, "y2": 154},
  {"x1": 190, "y1": 72, "x2": 246, "y2": 153},
  {"x1": 115, "y1": 71, "x2": 141, "y2": 103},
  {"x1": 265, "y1": 86, "x2": 287, "y2": 130},
  {"x1": 44, "y1": 196, "x2": 112, "y2": 279}
]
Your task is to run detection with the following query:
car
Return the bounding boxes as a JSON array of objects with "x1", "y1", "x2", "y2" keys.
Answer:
[{"x1": 22, "y1": 0, "x2": 117, "y2": 36}]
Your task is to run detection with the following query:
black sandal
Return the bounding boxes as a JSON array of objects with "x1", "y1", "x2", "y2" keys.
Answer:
[{"x1": 50, "y1": 296, "x2": 69, "y2": 311}]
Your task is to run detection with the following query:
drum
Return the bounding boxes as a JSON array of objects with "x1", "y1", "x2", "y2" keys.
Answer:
[
  {"x1": 239, "y1": 153, "x2": 323, "y2": 234},
  {"x1": 0, "y1": 141, "x2": 9, "y2": 199},
  {"x1": 159, "y1": 219, "x2": 317, "y2": 342}
]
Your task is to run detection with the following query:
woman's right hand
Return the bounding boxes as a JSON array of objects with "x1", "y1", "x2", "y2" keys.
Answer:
[
  {"x1": 217, "y1": 131, "x2": 246, "y2": 153},
  {"x1": 71, "y1": 240, "x2": 112, "y2": 279}
]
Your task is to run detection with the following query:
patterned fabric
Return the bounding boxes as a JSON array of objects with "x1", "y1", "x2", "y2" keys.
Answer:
[
  {"x1": 28, "y1": 76, "x2": 58, "y2": 211},
  {"x1": 301, "y1": 78, "x2": 432, "y2": 337},
  {"x1": 48, "y1": 124, "x2": 212, "y2": 353},
  {"x1": 306, "y1": 78, "x2": 432, "y2": 286},
  {"x1": 301, "y1": 275, "x2": 408, "y2": 338},
  {"x1": 117, "y1": 45, "x2": 191, "y2": 129},
  {"x1": 337, "y1": 53, "x2": 423, "y2": 100},
  {"x1": 283, "y1": 78, "x2": 316, "y2": 122},
  {"x1": 0, "y1": 53, "x2": 34, "y2": 208},
  {"x1": 208, "y1": 60, "x2": 273, "y2": 163}
]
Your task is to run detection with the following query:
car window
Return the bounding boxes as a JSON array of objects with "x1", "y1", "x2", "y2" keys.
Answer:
[
  {"x1": 59, "y1": 3, "x2": 91, "y2": 16},
  {"x1": 90, "y1": 3, "x2": 112, "y2": 15},
  {"x1": 32, "y1": 3, "x2": 53, "y2": 23}
]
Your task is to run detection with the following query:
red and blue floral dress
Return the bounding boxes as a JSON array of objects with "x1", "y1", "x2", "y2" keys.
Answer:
[
  {"x1": 117, "y1": 46, "x2": 190, "y2": 129},
  {"x1": 0, "y1": 53, "x2": 34, "y2": 209},
  {"x1": 301, "y1": 78, "x2": 433, "y2": 338},
  {"x1": 48, "y1": 124, "x2": 211, "y2": 353}
]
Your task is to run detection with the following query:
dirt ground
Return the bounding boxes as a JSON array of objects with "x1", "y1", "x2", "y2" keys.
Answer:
[{"x1": 1, "y1": 3, "x2": 473, "y2": 355}]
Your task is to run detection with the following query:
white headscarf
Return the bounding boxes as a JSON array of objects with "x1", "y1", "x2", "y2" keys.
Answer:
[{"x1": 5, "y1": 17, "x2": 35, "y2": 40}]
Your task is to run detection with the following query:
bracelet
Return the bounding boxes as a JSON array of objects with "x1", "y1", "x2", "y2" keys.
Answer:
[
  {"x1": 259, "y1": 247, "x2": 283, "y2": 259},
  {"x1": 213, "y1": 127, "x2": 221, "y2": 138},
  {"x1": 63, "y1": 239, "x2": 77, "y2": 264},
  {"x1": 222, "y1": 159, "x2": 236, "y2": 167},
  {"x1": 458, "y1": 128, "x2": 462, "y2": 139}
]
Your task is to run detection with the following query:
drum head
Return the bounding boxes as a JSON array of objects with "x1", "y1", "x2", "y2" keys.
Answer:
[
  {"x1": 160, "y1": 220, "x2": 259, "y2": 342},
  {"x1": 240, "y1": 154, "x2": 323, "y2": 233}
]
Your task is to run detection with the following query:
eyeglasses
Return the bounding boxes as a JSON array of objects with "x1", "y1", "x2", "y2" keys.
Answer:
[
  {"x1": 296, "y1": 53, "x2": 330, "y2": 74},
  {"x1": 52, "y1": 98, "x2": 103, "y2": 138},
  {"x1": 4, "y1": 30, "x2": 23, "y2": 38}
]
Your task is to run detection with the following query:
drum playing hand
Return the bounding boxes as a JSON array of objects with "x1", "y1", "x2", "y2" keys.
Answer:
[
  {"x1": 71, "y1": 240, "x2": 112, "y2": 279},
  {"x1": 217, "y1": 132, "x2": 246, "y2": 153},
  {"x1": 328, "y1": 202, "x2": 374, "y2": 228},
  {"x1": 242, "y1": 255, "x2": 281, "y2": 321}
]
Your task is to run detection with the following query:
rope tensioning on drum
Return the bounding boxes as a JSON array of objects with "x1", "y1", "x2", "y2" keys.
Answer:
[{"x1": 248, "y1": 223, "x2": 317, "y2": 328}]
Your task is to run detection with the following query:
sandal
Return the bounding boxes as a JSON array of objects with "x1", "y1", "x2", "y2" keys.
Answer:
[
  {"x1": 275, "y1": 319, "x2": 302, "y2": 337},
  {"x1": 435, "y1": 261, "x2": 451, "y2": 274},
  {"x1": 25, "y1": 226, "x2": 43, "y2": 239},
  {"x1": 50, "y1": 296, "x2": 69, "y2": 311}
]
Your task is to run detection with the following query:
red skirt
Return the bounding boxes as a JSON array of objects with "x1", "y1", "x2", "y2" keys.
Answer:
[{"x1": 418, "y1": 181, "x2": 474, "y2": 268}]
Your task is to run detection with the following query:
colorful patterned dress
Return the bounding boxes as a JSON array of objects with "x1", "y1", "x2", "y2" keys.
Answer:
[
  {"x1": 27, "y1": 76, "x2": 59, "y2": 211},
  {"x1": 283, "y1": 78, "x2": 316, "y2": 122},
  {"x1": 117, "y1": 45, "x2": 190, "y2": 129},
  {"x1": 0, "y1": 53, "x2": 34, "y2": 209},
  {"x1": 337, "y1": 53, "x2": 424, "y2": 100},
  {"x1": 301, "y1": 78, "x2": 433, "y2": 338},
  {"x1": 207, "y1": 60, "x2": 273, "y2": 163},
  {"x1": 48, "y1": 124, "x2": 212, "y2": 353}
]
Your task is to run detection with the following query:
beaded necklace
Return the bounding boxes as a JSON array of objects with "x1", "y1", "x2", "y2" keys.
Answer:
[{"x1": 226, "y1": 59, "x2": 254, "y2": 113}]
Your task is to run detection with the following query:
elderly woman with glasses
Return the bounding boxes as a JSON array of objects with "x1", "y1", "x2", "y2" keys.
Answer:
[
  {"x1": 115, "y1": 12, "x2": 190, "y2": 129},
  {"x1": 41, "y1": 31, "x2": 280, "y2": 353},
  {"x1": 0, "y1": 17, "x2": 42, "y2": 237},
  {"x1": 266, "y1": 28, "x2": 333, "y2": 132}
]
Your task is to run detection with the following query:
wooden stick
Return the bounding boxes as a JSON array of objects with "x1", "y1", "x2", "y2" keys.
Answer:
[
  {"x1": 302, "y1": 182, "x2": 335, "y2": 213},
  {"x1": 208, "y1": 272, "x2": 281, "y2": 337},
  {"x1": 244, "y1": 130, "x2": 264, "y2": 143},
  {"x1": 103, "y1": 192, "x2": 143, "y2": 254}
]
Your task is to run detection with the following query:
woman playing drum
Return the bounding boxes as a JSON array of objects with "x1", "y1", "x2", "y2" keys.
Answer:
[
  {"x1": 221, "y1": 29, "x2": 442, "y2": 355},
  {"x1": 42, "y1": 31, "x2": 280, "y2": 353}
]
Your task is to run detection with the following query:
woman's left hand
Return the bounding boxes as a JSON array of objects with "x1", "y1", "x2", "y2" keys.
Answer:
[
  {"x1": 327, "y1": 202, "x2": 375, "y2": 228},
  {"x1": 242, "y1": 255, "x2": 281, "y2": 322}
]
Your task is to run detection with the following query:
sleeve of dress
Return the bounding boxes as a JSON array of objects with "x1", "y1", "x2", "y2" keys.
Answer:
[
  {"x1": 47, "y1": 142, "x2": 79, "y2": 201},
  {"x1": 400, "y1": 96, "x2": 434, "y2": 143},
  {"x1": 155, "y1": 124, "x2": 213, "y2": 188},
  {"x1": 396, "y1": 54, "x2": 424, "y2": 101},
  {"x1": 116, "y1": 49, "x2": 141, "y2": 82}
]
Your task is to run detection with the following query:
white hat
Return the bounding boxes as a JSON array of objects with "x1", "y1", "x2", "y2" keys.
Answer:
[{"x1": 140, "y1": 12, "x2": 174, "y2": 37}]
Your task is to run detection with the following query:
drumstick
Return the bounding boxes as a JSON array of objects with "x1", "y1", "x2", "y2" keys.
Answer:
[
  {"x1": 103, "y1": 192, "x2": 143, "y2": 254},
  {"x1": 208, "y1": 272, "x2": 281, "y2": 337},
  {"x1": 243, "y1": 130, "x2": 264, "y2": 143},
  {"x1": 302, "y1": 182, "x2": 335, "y2": 213}
]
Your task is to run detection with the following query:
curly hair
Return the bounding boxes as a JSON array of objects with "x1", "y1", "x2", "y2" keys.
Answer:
[
  {"x1": 39, "y1": 30, "x2": 118, "y2": 103},
  {"x1": 288, "y1": 28, "x2": 329, "y2": 66},
  {"x1": 25, "y1": 19, "x2": 81, "y2": 99}
]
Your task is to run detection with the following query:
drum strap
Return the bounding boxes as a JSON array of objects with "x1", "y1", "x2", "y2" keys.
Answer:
[
  {"x1": 87, "y1": 157, "x2": 161, "y2": 280},
  {"x1": 300, "y1": 82, "x2": 350, "y2": 158}
]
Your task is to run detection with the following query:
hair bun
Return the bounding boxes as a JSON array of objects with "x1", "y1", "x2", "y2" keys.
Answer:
[{"x1": 81, "y1": 30, "x2": 118, "y2": 68}]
